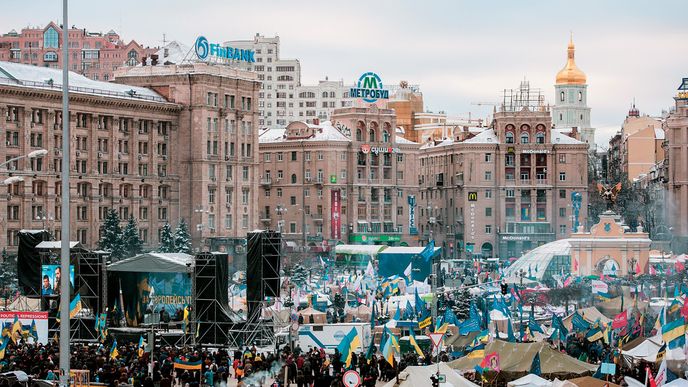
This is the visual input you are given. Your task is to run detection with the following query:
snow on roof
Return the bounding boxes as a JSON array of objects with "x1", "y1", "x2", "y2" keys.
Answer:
[
  {"x1": 551, "y1": 129, "x2": 584, "y2": 145},
  {"x1": 152, "y1": 41, "x2": 191, "y2": 66},
  {"x1": 36, "y1": 241, "x2": 81, "y2": 249},
  {"x1": 503, "y1": 239, "x2": 572, "y2": 281},
  {"x1": 395, "y1": 135, "x2": 417, "y2": 145},
  {"x1": 0, "y1": 61, "x2": 167, "y2": 103},
  {"x1": 463, "y1": 128, "x2": 499, "y2": 144},
  {"x1": 654, "y1": 128, "x2": 665, "y2": 140},
  {"x1": 259, "y1": 121, "x2": 351, "y2": 143}
]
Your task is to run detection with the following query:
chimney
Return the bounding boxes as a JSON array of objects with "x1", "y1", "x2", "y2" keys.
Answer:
[
  {"x1": 141, "y1": 56, "x2": 147, "y2": 66},
  {"x1": 151, "y1": 54, "x2": 158, "y2": 66}
]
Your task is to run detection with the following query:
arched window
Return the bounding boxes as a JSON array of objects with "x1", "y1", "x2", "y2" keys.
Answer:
[
  {"x1": 535, "y1": 132, "x2": 545, "y2": 144},
  {"x1": 356, "y1": 128, "x2": 363, "y2": 142},
  {"x1": 520, "y1": 132, "x2": 529, "y2": 144},
  {"x1": 322, "y1": 92, "x2": 328, "y2": 98},
  {"x1": 578, "y1": 91, "x2": 583, "y2": 102},
  {"x1": 559, "y1": 113, "x2": 563, "y2": 121},
  {"x1": 382, "y1": 130, "x2": 390, "y2": 142},
  {"x1": 43, "y1": 27, "x2": 58, "y2": 49},
  {"x1": 329, "y1": 91, "x2": 335, "y2": 98},
  {"x1": 291, "y1": 174, "x2": 297, "y2": 184},
  {"x1": 560, "y1": 91, "x2": 565, "y2": 102},
  {"x1": 505, "y1": 132, "x2": 514, "y2": 144},
  {"x1": 369, "y1": 128, "x2": 376, "y2": 142}
]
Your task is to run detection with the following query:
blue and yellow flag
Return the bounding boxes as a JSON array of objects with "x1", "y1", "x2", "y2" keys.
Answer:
[
  {"x1": 381, "y1": 332, "x2": 400, "y2": 366},
  {"x1": 69, "y1": 294, "x2": 83, "y2": 319},
  {"x1": 337, "y1": 328, "x2": 361, "y2": 368},
  {"x1": 138, "y1": 335, "x2": 146, "y2": 358},
  {"x1": 662, "y1": 319, "x2": 686, "y2": 349},
  {"x1": 110, "y1": 338, "x2": 119, "y2": 360},
  {"x1": 0, "y1": 336, "x2": 9, "y2": 360},
  {"x1": 29, "y1": 320, "x2": 37, "y2": 340},
  {"x1": 174, "y1": 358, "x2": 202, "y2": 370},
  {"x1": 10, "y1": 316, "x2": 22, "y2": 344},
  {"x1": 409, "y1": 330, "x2": 424, "y2": 358}
]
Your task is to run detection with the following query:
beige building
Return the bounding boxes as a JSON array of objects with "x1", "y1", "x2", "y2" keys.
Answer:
[
  {"x1": 418, "y1": 82, "x2": 589, "y2": 259},
  {"x1": 616, "y1": 106, "x2": 665, "y2": 181},
  {"x1": 114, "y1": 62, "x2": 261, "y2": 255},
  {"x1": 665, "y1": 78, "x2": 688, "y2": 250},
  {"x1": 257, "y1": 106, "x2": 420, "y2": 252},
  {"x1": 0, "y1": 61, "x2": 180, "y2": 250}
]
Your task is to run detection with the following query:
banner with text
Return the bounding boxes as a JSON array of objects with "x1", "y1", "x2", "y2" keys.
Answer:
[{"x1": 331, "y1": 189, "x2": 341, "y2": 240}]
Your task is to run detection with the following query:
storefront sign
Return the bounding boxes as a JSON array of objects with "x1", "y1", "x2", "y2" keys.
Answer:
[
  {"x1": 469, "y1": 203, "x2": 476, "y2": 242},
  {"x1": 331, "y1": 190, "x2": 341, "y2": 240},
  {"x1": 350, "y1": 234, "x2": 401, "y2": 243},
  {"x1": 307, "y1": 235, "x2": 323, "y2": 242},
  {"x1": 468, "y1": 192, "x2": 478, "y2": 201},
  {"x1": 360, "y1": 144, "x2": 401, "y2": 155},
  {"x1": 334, "y1": 121, "x2": 352, "y2": 138},
  {"x1": 408, "y1": 195, "x2": 418, "y2": 235},
  {"x1": 502, "y1": 235, "x2": 530, "y2": 241},
  {"x1": 350, "y1": 72, "x2": 389, "y2": 103},
  {"x1": 195, "y1": 36, "x2": 255, "y2": 63},
  {"x1": 522, "y1": 149, "x2": 550, "y2": 154}
]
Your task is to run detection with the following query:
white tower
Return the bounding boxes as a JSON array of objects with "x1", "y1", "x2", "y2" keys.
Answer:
[{"x1": 553, "y1": 36, "x2": 595, "y2": 149}]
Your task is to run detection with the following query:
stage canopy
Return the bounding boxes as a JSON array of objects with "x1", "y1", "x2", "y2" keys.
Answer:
[{"x1": 107, "y1": 253, "x2": 194, "y2": 273}]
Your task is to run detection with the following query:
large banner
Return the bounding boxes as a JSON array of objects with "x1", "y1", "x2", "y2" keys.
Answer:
[
  {"x1": 408, "y1": 195, "x2": 418, "y2": 235},
  {"x1": 41, "y1": 264, "x2": 74, "y2": 297},
  {"x1": 0, "y1": 311, "x2": 49, "y2": 344},
  {"x1": 114, "y1": 272, "x2": 192, "y2": 326},
  {"x1": 331, "y1": 189, "x2": 341, "y2": 240}
]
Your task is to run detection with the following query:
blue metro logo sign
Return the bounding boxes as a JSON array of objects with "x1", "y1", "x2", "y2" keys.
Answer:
[{"x1": 350, "y1": 72, "x2": 389, "y2": 103}]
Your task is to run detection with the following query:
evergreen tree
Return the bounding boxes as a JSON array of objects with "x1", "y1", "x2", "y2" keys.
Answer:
[
  {"x1": 158, "y1": 223, "x2": 175, "y2": 253},
  {"x1": 453, "y1": 288, "x2": 472, "y2": 320},
  {"x1": 121, "y1": 216, "x2": 144, "y2": 258},
  {"x1": 289, "y1": 264, "x2": 310, "y2": 286},
  {"x1": 173, "y1": 219, "x2": 192, "y2": 254},
  {"x1": 98, "y1": 209, "x2": 126, "y2": 260},
  {"x1": 0, "y1": 249, "x2": 17, "y2": 298}
]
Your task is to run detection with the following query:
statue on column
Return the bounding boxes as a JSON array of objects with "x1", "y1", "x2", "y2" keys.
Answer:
[{"x1": 596, "y1": 182, "x2": 622, "y2": 211}]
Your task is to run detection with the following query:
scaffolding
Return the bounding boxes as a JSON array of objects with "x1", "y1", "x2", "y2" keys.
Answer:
[{"x1": 500, "y1": 80, "x2": 547, "y2": 112}]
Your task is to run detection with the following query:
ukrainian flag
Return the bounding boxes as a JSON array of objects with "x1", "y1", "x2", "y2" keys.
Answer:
[
  {"x1": 10, "y1": 316, "x2": 21, "y2": 344},
  {"x1": 138, "y1": 335, "x2": 146, "y2": 358},
  {"x1": 0, "y1": 336, "x2": 9, "y2": 360},
  {"x1": 381, "y1": 332, "x2": 400, "y2": 366},
  {"x1": 435, "y1": 322, "x2": 449, "y2": 335},
  {"x1": 29, "y1": 320, "x2": 37, "y2": 340},
  {"x1": 662, "y1": 319, "x2": 686, "y2": 349},
  {"x1": 409, "y1": 331, "x2": 424, "y2": 358},
  {"x1": 337, "y1": 328, "x2": 360, "y2": 368},
  {"x1": 110, "y1": 338, "x2": 119, "y2": 360},
  {"x1": 69, "y1": 294, "x2": 83, "y2": 319}
]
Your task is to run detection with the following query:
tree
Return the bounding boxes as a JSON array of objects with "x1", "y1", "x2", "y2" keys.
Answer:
[
  {"x1": 173, "y1": 219, "x2": 192, "y2": 254},
  {"x1": 158, "y1": 223, "x2": 175, "y2": 253},
  {"x1": 121, "y1": 216, "x2": 144, "y2": 258},
  {"x1": 98, "y1": 209, "x2": 126, "y2": 260},
  {"x1": 453, "y1": 288, "x2": 472, "y2": 320},
  {"x1": 288, "y1": 264, "x2": 310, "y2": 287},
  {"x1": 0, "y1": 249, "x2": 17, "y2": 298}
]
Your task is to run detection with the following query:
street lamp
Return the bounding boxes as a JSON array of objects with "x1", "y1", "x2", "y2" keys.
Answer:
[
  {"x1": 194, "y1": 206, "x2": 208, "y2": 251},
  {"x1": 2, "y1": 176, "x2": 24, "y2": 186},
  {"x1": 0, "y1": 149, "x2": 48, "y2": 169},
  {"x1": 275, "y1": 204, "x2": 287, "y2": 233},
  {"x1": 36, "y1": 209, "x2": 55, "y2": 233}
]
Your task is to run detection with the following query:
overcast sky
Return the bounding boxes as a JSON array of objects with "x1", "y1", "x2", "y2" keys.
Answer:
[{"x1": 2, "y1": 0, "x2": 686, "y2": 147}]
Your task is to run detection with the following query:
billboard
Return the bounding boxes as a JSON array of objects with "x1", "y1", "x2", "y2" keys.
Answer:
[
  {"x1": 41, "y1": 264, "x2": 74, "y2": 297},
  {"x1": 0, "y1": 311, "x2": 49, "y2": 344},
  {"x1": 331, "y1": 190, "x2": 341, "y2": 240},
  {"x1": 113, "y1": 272, "x2": 192, "y2": 326}
]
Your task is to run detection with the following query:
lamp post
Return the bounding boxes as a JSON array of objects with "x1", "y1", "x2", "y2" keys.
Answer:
[
  {"x1": 275, "y1": 204, "x2": 287, "y2": 233},
  {"x1": 194, "y1": 206, "x2": 207, "y2": 251},
  {"x1": 36, "y1": 209, "x2": 55, "y2": 234},
  {"x1": 0, "y1": 149, "x2": 48, "y2": 170}
]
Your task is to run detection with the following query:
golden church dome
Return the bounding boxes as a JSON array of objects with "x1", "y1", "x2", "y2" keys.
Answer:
[{"x1": 555, "y1": 36, "x2": 587, "y2": 85}]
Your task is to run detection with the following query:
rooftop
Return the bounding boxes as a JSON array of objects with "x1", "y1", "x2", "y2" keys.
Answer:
[{"x1": 0, "y1": 61, "x2": 168, "y2": 103}]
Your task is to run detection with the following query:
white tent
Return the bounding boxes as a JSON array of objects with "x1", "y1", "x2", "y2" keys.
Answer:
[
  {"x1": 382, "y1": 363, "x2": 478, "y2": 387},
  {"x1": 622, "y1": 337, "x2": 662, "y2": 362},
  {"x1": 7, "y1": 296, "x2": 40, "y2": 311},
  {"x1": 508, "y1": 374, "x2": 552, "y2": 387},
  {"x1": 666, "y1": 379, "x2": 688, "y2": 386}
]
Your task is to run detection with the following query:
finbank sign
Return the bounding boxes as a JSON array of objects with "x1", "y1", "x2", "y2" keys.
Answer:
[
  {"x1": 350, "y1": 72, "x2": 389, "y2": 103},
  {"x1": 195, "y1": 36, "x2": 256, "y2": 63}
]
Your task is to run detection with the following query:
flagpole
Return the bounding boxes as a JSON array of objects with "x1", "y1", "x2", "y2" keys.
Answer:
[{"x1": 58, "y1": 1, "x2": 71, "y2": 387}]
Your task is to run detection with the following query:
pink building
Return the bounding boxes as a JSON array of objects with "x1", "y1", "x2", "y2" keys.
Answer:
[{"x1": 0, "y1": 22, "x2": 156, "y2": 81}]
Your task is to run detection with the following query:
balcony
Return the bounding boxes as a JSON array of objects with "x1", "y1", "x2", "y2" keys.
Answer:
[
  {"x1": 311, "y1": 213, "x2": 324, "y2": 222},
  {"x1": 260, "y1": 178, "x2": 272, "y2": 187},
  {"x1": 260, "y1": 213, "x2": 271, "y2": 223}
]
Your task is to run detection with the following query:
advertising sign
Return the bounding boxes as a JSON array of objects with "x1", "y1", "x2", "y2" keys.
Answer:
[
  {"x1": 0, "y1": 311, "x2": 49, "y2": 344},
  {"x1": 359, "y1": 144, "x2": 401, "y2": 155},
  {"x1": 194, "y1": 36, "x2": 256, "y2": 63},
  {"x1": 408, "y1": 195, "x2": 418, "y2": 235},
  {"x1": 115, "y1": 272, "x2": 192, "y2": 326},
  {"x1": 331, "y1": 189, "x2": 342, "y2": 240},
  {"x1": 41, "y1": 264, "x2": 74, "y2": 297},
  {"x1": 350, "y1": 72, "x2": 389, "y2": 103}
]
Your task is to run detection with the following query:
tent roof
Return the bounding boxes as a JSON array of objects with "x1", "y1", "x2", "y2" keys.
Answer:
[
  {"x1": 562, "y1": 307, "x2": 610, "y2": 331},
  {"x1": 335, "y1": 244, "x2": 387, "y2": 256},
  {"x1": 106, "y1": 252, "x2": 194, "y2": 272},
  {"x1": 382, "y1": 363, "x2": 478, "y2": 387},
  {"x1": 378, "y1": 246, "x2": 441, "y2": 255},
  {"x1": 622, "y1": 336, "x2": 662, "y2": 362},
  {"x1": 445, "y1": 331, "x2": 479, "y2": 348},
  {"x1": 566, "y1": 377, "x2": 621, "y2": 387},
  {"x1": 7, "y1": 295, "x2": 41, "y2": 311},
  {"x1": 507, "y1": 374, "x2": 552, "y2": 387},
  {"x1": 298, "y1": 307, "x2": 326, "y2": 316},
  {"x1": 36, "y1": 241, "x2": 82, "y2": 249},
  {"x1": 448, "y1": 341, "x2": 597, "y2": 375}
]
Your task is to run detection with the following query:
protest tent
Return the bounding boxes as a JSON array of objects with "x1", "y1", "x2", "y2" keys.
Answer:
[
  {"x1": 382, "y1": 362, "x2": 478, "y2": 387},
  {"x1": 345, "y1": 304, "x2": 372, "y2": 322},
  {"x1": 565, "y1": 377, "x2": 622, "y2": 387},
  {"x1": 666, "y1": 379, "x2": 688, "y2": 387},
  {"x1": 561, "y1": 307, "x2": 610, "y2": 331},
  {"x1": 297, "y1": 307, "x2": 327, "y2": 324},
  {"x1": 7, "y1": 295, "x2": 41, "y2": 311},
  {"x1": 448, "y1": 341, "x2": 597, "y2": 378},
  {"x1": 507, "y1": 374, "x2": 552, "y2": 387},
  {"x1": 621, "y1": 336, "x2": 662, "y2": 362}
]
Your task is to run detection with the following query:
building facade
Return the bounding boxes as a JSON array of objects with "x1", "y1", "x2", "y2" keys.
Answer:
[
  {"x1": 619, "y1": 107, "x2": 664, "y2": 181},
  {"x1": 0, "y1": 61, "x2": 180, "y2": 250},
  {"x1": 0, "y1": 22, "x2": 156, "y2": 81},
  {"x1": 114, "y1": 62, "x2": 261, "y2": 256},
  {"x1": 257, "y1": 107, "x2": 420, "y2": 253},
  {"x1": 294, "y1": 79, "x2": 355, "y2": 124},
  {"x1": 418, "y1": 82, "x2": 589, "y2": 260},
  {"x1": 665, "y1": 78, "x2": 688, "y2": 250},
  {"x1": 552, "y1": 37, "x2": 595, "y2": 148}
]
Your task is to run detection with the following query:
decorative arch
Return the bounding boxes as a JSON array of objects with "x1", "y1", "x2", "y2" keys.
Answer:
[
  {"x1": 368, "y1": 121, "x2": 379, "y2": 142},
  {"x1": 481, "y1": 242, "x2": 493, "y2": 258}
]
